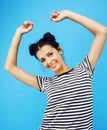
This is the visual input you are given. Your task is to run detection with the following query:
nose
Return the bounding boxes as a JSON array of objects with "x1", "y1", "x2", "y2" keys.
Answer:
[{"x1": 46, "y1": 58, "x2": 52, "y2": 67}]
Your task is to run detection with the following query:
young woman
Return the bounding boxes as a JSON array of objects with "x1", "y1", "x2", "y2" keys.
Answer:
[{"x1": 4, "y1": 10, "x2": 107, "y2": 130}]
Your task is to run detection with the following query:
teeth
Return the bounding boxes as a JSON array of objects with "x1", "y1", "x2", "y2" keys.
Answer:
[{"x1": 50, "y1": 63, "x2": 56, "y2": 68}]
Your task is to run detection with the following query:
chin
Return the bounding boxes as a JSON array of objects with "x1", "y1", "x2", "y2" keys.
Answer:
[
  {"x1": 51, "y1": 66, "x2": 61, "y2": 73},
  {"x1": 47, "y1": 62, "x2": 61, "y2": 72}
]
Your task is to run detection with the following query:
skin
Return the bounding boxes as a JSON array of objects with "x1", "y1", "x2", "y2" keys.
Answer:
[
  {"x1": 36, "y1": 45, "x2": 71, "y2": 75},
  {"x1": 4, "y1": 10, "x2": 107, "y2": 91}
]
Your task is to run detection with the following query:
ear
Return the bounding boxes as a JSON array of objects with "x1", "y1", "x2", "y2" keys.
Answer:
[{"x1": 58, "y1": 46, "x2": 63, "y2": 55}]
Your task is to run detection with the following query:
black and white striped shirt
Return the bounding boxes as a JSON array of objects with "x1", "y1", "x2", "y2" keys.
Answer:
[{"x1": 37, "y1": 56, "x2": 94, "y2": 130}]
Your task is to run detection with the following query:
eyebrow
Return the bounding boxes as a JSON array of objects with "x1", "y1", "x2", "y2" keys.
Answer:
[{"x1": 39, "y1": 50, "x2": 53, "y2": 61}]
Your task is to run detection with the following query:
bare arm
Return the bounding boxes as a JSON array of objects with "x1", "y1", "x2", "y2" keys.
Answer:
[
  {"x1": 4, "y1": 21, "x2": 40, "y2": 91},
  {"x1": 51, "y1": 10, "x2": 107, "y2": 70}
]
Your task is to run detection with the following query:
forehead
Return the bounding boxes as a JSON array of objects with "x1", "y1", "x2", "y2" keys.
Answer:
[{"x1": 36, "y1": 45, "x2": 56, "y2": 59}]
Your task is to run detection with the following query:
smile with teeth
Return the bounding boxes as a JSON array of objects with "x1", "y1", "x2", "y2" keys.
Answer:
[{"x1": 48, "y1": 62, "x2": 57, "y2": 69}]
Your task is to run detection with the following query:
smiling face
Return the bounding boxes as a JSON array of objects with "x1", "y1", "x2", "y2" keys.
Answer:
[{"x1": 36, "y1": 44, "x2": 66, "y2": 74}]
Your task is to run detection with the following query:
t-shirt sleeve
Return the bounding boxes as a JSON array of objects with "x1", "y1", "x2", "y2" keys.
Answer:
[
  {"x1": 80, "y1": 55, "x2": 94, "y2": 77},
  {"x1": 37, "y1": 76, "x2": 48, "y2": 92}
]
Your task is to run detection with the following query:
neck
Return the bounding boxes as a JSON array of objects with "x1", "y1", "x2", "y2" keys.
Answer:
[{"x1": 55, "y1": 64, "x2": 71, "y2": 76}]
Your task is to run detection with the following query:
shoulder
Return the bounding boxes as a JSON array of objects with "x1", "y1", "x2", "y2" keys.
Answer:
[
  {"x1": 36, "y1": 76, "x2": 53, "y2": 92},
  {"x1": 75, "y1": 56, "x2": 94, "y2": 77}
]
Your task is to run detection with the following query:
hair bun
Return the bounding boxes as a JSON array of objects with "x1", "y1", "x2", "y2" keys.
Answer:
[
  {"x1": 29, "y1": 44, "x2": 36, "y2": 56},
  {"x1": 43, "y1": 32, "x2": 56, "y2": 42}
]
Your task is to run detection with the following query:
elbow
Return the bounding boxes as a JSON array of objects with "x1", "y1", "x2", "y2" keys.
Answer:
[
  {"x1": 95, "y1": 27, "x2": 107, "y2": 37},
  {"x1": 103, "y1": 27, "x2": 107, "y2": 35},
  {"x1": 4, "y1": 64, "x2": 11, "y2": 72},
  {"x1": 100, "y1": 27, "x2": 107, "y2": 35},
  {"x1": 105, "y1": 28, "x2": 107, "y2": 35},
  {"x1": 4, "y1": 64, "x2": 15, "y2": 73}
]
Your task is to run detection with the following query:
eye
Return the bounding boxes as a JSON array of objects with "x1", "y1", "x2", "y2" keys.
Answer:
[
  {"x1": 40, "y1": 58, "x2": 45, "y2": 63},
  {"x1": 48, "y1": 52, "x2": 53, "y2": 57}
]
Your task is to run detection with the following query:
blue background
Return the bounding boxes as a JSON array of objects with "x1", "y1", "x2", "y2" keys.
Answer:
[{"x1": 0, "y1": 0, "x2": 107, "y2": 130}]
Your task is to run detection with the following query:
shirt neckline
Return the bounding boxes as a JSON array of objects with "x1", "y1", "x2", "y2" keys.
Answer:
[{"x1": 55, "y1": 68, "x2": 74, "y2": 77}]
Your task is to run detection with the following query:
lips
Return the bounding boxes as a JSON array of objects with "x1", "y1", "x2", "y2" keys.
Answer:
[{"x1": 48, "y1": 62, "x2": 57, "y2": 69}]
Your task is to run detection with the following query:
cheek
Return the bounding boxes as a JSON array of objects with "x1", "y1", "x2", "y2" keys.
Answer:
[
  {"x1": 56, "y1": 54, "x2": 62, "y2": 62},
  {"x1": 54, "y1": 52, "x2": 61, "y2": 59},
  {"x1": 42, "y1": 62, "x2": 47, "y2": 67}
]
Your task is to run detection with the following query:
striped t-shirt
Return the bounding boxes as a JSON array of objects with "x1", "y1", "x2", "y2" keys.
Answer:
[{"x1": 37, "y1": 56, "x2": 94, "y2": 130}]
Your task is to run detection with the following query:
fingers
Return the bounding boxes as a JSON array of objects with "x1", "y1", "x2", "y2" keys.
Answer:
[
  {"x1": 50, "y1": 11, "x2": 59, "y2": 21},
  {"x1": 23, "y1": 21, "x2": 34, "y2": 28},
  {"x1": 24, "y1": 21, "x2": 34, "y2": 25}
]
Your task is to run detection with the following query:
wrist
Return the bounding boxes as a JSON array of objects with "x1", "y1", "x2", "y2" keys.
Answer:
[
  {"x1": 65, "y1": 10, "x2": 72, "y2": 18},
  {"x1": 16, "y1": 28, "x2": 23, "y2": 36}
]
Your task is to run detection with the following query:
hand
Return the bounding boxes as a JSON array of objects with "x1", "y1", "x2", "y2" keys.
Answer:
[
  {"x1": 50, "y1": 10, "x2": 69, "y2": 22},
  {"x1": 16, "y1": 21, "x2": 34, "y2": 34}
]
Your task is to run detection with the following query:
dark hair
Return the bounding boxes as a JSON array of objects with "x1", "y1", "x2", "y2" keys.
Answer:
[{"x1": 29, "y1": 32, "x2": 60, "y2": 59}]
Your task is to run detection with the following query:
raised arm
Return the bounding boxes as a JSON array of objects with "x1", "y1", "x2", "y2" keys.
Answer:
[
  {"x1": 51, "y1": 10, "x2": 107, "y2": 70},
  {"x1": 4, "y1": 21, "x2": 40, "y2": 91}
]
